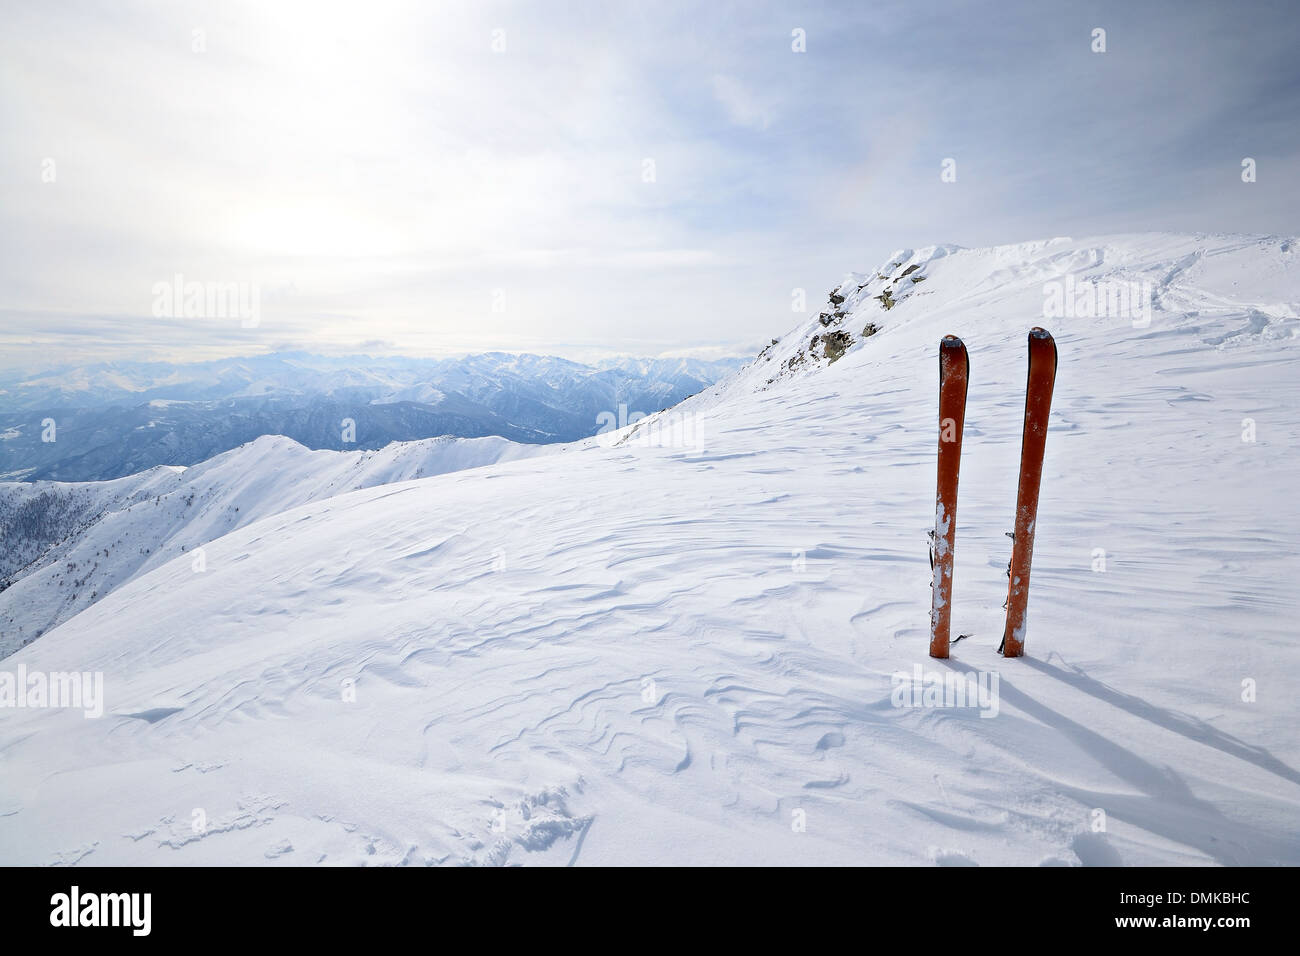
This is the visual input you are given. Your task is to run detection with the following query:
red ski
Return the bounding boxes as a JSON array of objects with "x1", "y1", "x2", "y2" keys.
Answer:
[
  {"x1": 929, "y1": 335, "x2": 968, "y2": 659},
  {"x1": 1000, "y1": 327, "x2": 1057, "y2": 657}
]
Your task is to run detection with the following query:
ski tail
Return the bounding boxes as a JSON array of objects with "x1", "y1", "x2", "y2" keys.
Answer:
[
  {"x1": 930, "y1": 334, "x2": 969, "y2": 659},
  {"x1": 1000, "y1": 327, "x2": 1057, "y2": 657}
]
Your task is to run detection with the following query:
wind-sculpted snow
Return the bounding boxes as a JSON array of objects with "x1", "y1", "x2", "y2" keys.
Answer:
[
  {"x1": 1, "y1": 234, "x2": 1297, "y2": 865},
  {"x1": 0, "y1": 434, "x2": 553, "y2": 657}
]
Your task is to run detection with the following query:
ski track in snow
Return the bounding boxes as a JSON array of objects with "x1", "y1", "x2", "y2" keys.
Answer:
[{"x1": 1, "y1": 233, "x2": 1298, "y2": 865}]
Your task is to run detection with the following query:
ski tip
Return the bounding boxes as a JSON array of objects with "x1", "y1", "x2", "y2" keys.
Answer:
[
  {"x1": 1029, "y1": 326, "x2": 1059, "y2": 370},
  {"x1": 941, "y1": 334, "x2": 965, "y2": 349}
]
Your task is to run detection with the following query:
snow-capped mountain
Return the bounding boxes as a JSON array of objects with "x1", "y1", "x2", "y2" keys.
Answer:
[
  {"x1": 0, "y1": 352, "x2": 744, "y2": 410},
  {"x1": 1, "y1": 234, "x2": 1297, "y2": 866},
  {"x1": 0, "y1": 352, "x2": 745, "y2": 481}
]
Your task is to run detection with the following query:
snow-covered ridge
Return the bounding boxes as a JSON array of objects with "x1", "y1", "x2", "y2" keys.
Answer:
[
  {"x1": 2, "y1": 233, "x2": 1297, "y2": 866},
  {"x1": 655, "y1": 232, "x2": 1298, "y2": 427},
  {"x1": 0, "y1": 433, "x2": 557, "y2": 656}
]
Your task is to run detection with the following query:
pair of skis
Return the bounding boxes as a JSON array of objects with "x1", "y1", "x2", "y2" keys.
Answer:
[{"x1": 929, "y1": 328, "x2": 1057, "y2": 660}]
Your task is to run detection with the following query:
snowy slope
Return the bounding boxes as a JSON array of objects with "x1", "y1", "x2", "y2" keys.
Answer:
[
  {"x1": 1, "y1": 233, "x2": 1298, "y2": 866},
  {"x1": 0, "y1": 434, "x2": 554, "y2": 656}
]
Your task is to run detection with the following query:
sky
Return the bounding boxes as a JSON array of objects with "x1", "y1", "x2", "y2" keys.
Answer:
[{"x1": 1, "y1": 0, "x2": 1297, "y2": 371}]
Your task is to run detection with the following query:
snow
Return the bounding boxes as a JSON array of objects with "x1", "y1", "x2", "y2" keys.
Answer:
[
  {"x1": 1, "y1": 233, "x2": 1297, "y2": 866},
  {"x1": 0, "y1": 434, "x2": 554, "y2": 656}
]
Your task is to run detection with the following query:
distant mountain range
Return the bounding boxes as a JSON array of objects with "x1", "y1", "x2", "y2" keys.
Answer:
[{"x1": 0, "y1": 351, "x2": 746, "y2": 480}]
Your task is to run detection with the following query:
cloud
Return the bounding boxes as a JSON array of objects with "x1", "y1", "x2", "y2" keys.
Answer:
[
  {"x1": 711, "y1": 74, "x2": 773, "y2": 130},
  {"x1": 1, "y1": 0, "x2": 1298, "y2": 371}
]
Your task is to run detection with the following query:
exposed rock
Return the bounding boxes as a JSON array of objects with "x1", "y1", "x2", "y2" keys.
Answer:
[{"x1": 823, "y1": 330, "x2": 852, "y2": 363}]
